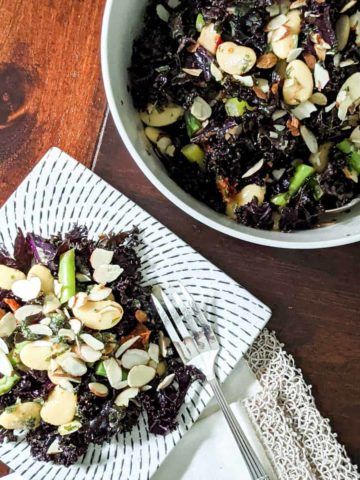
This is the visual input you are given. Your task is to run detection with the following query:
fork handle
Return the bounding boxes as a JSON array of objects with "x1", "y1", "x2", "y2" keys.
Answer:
[{"x1": 208, "y1": 377, "x2": 269, "y2": 480}]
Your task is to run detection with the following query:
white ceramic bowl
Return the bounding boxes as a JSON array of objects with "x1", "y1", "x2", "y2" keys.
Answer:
[{"x1": 101, "y1": 0, "x2": 360, "y2": 249}]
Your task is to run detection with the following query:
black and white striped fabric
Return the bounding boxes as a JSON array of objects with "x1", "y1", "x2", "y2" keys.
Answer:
[{"x1": 0, "y1": 148, "x2": 271, "y2": 480}]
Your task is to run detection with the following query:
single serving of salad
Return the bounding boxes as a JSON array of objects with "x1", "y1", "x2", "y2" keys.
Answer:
[
  {"x1": 130, "y1": 0, "x2": 360, "y2": 231},
  {"x1": 0, "y1": 227, "x2": 201, "y2": 465}
]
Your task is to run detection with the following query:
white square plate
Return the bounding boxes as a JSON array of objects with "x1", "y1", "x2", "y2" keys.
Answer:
[{"x1": 0, "y1": 148, "x2": 271, "y2": 480}]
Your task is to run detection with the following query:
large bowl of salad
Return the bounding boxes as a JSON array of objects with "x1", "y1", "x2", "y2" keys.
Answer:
[{"x1": 101, "y1": 0, "x2": 360, "y2": 248}]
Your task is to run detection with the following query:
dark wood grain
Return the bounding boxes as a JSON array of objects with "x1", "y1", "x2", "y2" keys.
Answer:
[
  {"x1": 0, "y1": 0, "x2": 107, "y2": 205},
  {"x1": 0, "y1": 0, "x2": 107, "y2": 475},
  {"x1": 94, "y1": 115, "x2": 360, "y2": 466}
]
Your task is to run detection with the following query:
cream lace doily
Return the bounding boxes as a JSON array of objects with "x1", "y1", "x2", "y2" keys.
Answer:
[{"x1": 245, "y1": 330, "x2": 359, "y2": 480}]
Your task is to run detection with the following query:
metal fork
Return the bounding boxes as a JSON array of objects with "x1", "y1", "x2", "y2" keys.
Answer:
[{"x1": 151, "y1": 284, "x2": 269, "y2": 480}]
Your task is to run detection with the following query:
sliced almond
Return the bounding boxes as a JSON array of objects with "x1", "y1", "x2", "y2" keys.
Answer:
[
  {"x1": 336, "y1": 15, "x2": 351, "y2": 51},
  {"x1": 88, "y1": 382, "x2": 109, "y2": 397},
  {"x1": 103, "y1": 358, "x2": 123, "y2": 389},
  {"x1": 90, "y1": 248, "x2": 114, "y2": 270},
  {"x1": 157, "y1": 373, "x2": 176, "y2": 391},
  {"x1": 115, "y1": 336, "x2": 140, "y2": 358},
  {"x1": 0, "y1": 338, "x2": 9, "y2": 354},
  {"x1": 27, "y1": 265, "x2": 54, "y2": 294},
  {"x1": 148, "y1": 343, "x2": 160, "y2": 363},
  {"x1": 58, "y1": 328, "x2": 76, "y2": 341},
  {"x1": 198, "y1": 23, "x2": 221, "y2": 55},
  {"x1": 314, "y1": 63, "x2": 330, "y2": 91},
  {"x1": 233, "y1": 76, "x2": 254, "y2": 89},
  {"x1": 140, "y1": 104, "x2": 184, "y2": 127},
  {"x1": 0, "y1": 402, "x2": 41, "y2": 430},
  {"x1": 0, "y1": 312, "x2": 16, "y2": 337},
  {"x1": 266, "y1": 3, "x2": 280, "y2": 17},
  {"x1": 300, "y1": 125, "x2": 318, "y2": 154},
  {"x1": 350, "y1": 126, "x2": 360, "y2": 144},
  {"x1": 210, "y1": 62, "x2": 223, "y2": 81},
  {"x1": 309, "y1": 142, "x2": 333, "y2": 173},
  {"x1": 88, "y1": 285, "x2": 112, "y2": 302},
  {"x1": 271, "y1": 25, "x2": 289, "y2": 42},
  {"x1": 265, "y1": 13, "x2": 288, "y2": 31},
  {"x1": 290, "y1": 0, "x2": 307, "y2": 8},
  {"x1": 191, "y1": 96, "x2": 212, "y2": 121},
  {"x1": 48, "y1": 369, "x2": 81, "y2": 386},
  {"x1": 58, "y1": 420, "x2": 82, "y2": 436},
  {"x1": 68, "y1": 292, "x2": 88, "y2": 310},
  {"x1": 128, "y1": 365, "x2": 156, "y2": 388},
  {"x1": 241, "y1": 159, "x2": 264, "y2": 179},
  {"x1": 69, "y1": 319, "x2": 82, "y2": 334},
  {"x1": 114, "y1": 387, "x2": 139, "y2": 407},
  {"x1": 337, "y1": 73, "x2": 360, "y2": 121},
  {"x1": 80, "y1": 333, "x2": 104, "y2": 351},
  {"x1": 75, "y1": 273, "x2": 91, "y2": 283},
  {"x1": 292, "y1": 101, "x2": 317, "y2": 120},
  {"x1": 43, "y1": 293, "x2": 61, "y2": 315},
  {"x1": 182, "y1": 68, "x2": 202, "y2": 77},
  {"x1": 287, "y1": 47, "x2": 303, "y2": 62},
  {"x1": 272, "y1": 109, "x2": 287, "y2": 121},
  {"x1": 115, "y1": 380, "x2": 129, "y2": 390},
  {"x1": 256, "y1": 53, "x2": 278, "y2": 69},
  {"x1": 159, "y1": 331, "x2": 168, "y2": 358},
  {"x1": 28, "y1": 324, "x2": 53, "y2": 336},
  {"x1": 47, "y1": 438, "x2": 63, "y2": 455},
  {"x1": 14, "y1": 304, "x2": 43, "y2": 322},
  {"x1": 156, "y1": 3, "x2": 170, "y2": 22},
  {"x1": 0, "y1": 349, "x2": 13, "y2": 376},
  {"x1": 40, "y1": 385, "x2": 77, "y2": 426},
  {"x1": 57, "y1": 354, "x2": 87, "y2": 377},
  {"x1": 156, "y1": 361, "x2": 167, "y2": 377},
  {"x1": 80, "y1": 345, "x2": 102, "y2": 363},
  {"x1": 121, "y1": 349, "x2": 150, "y2": 370},
  {"x1": 0, "y1": 265, "x2": 25, "y2": 290},
  {"x1": 93, "y1": 264, "x2": 123, "y2": 285},
  {"x1": 54, "y1": 280, "x2": 63, "y2": 299},
  {"x1": 20, "y1": 341, "x2": 53, "y2": 371},
  {"x1": 310, "y1": 92, "x2": 328, "y2": 106},
  {"x1": 216, "y1": 42, "x2": 257, "y2": 75},
  {"x1": 73, "y1": 300, "x2": 123, "y2": 330},
  {"x1": 141, "y1": 385, "x2": 152, "y2": 392},
  {"x1": 12, "y1": 277, "x2": 41, "y2": 302},
  {"x1": 58, "y1": 379, "x2": 75, "y2": 392},
  {"x1": 340, "y1": 0, "x2": 357, "y2": 13}
]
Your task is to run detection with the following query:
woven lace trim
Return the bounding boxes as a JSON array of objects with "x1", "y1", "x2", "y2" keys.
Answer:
[{"x1": 245, "y1": 329, "x2": 359, "y2": 480}]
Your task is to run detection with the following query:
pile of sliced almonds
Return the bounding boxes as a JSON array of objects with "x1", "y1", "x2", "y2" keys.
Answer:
[{"x1": 0, "y1": 242, "x2": 176, "y2": 446}]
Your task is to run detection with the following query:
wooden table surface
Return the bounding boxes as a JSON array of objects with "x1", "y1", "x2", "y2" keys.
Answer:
[{"x1": 0, "y1": 0, "x2": 359, "y2": 476}]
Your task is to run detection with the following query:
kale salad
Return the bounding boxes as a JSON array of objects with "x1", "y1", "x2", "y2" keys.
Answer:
[
  {"x1": 130, "y1": 0, "x2": 360, "y2": 232},
  {"x1": 0, "y1": 227, "x2": 201, "y2": 465}
]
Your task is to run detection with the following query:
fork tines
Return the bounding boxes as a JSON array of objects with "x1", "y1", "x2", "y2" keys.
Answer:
[{"x1": 151, "y1": 284, "x2": 218, "y2": 365}]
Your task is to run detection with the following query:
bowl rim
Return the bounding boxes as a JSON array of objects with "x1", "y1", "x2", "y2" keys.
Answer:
[{"x1": 100, "y1": 0, "x2": 360, "y2": 250}]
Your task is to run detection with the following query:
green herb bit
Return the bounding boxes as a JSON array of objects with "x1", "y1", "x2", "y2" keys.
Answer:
[
  {"x1": 288, "y1": 164, "x2": 316, "y2": 197},
  {"x1": 59, "y1": 248, "x2": 76, "y2": 304},
  {"x1": 309, "y1": 178, "x2": 324, "y2": 201},
  {"x1": 0, "y1": 374, "x2": 20, "y2": 396},
  {"x1": 225, "y1": 98, "x2": 255, "y2": 117},
  {"x1": 271, "y1": 192, "x2": 289, "y2": 207},
  {"x1": 349, "y1": 150, "x2": 360, "y2": 174},
  {"x1": 185, "y1": 111, "x2": 202, "y2": 137},
  {"x1": 196, "y1": 13, "x2": 205, "y2": 32},
  {"x1": 271, "y1": 164, "x2": 315, "y2": 207},
  {"x1": 337, "y1": 139, "x2": 353, "y2": 154},
  {"x1": 181, "y1": 144, "x2": 206, "y2": 169},
  {"x1": 95, "y1": 361, "x2": 107, "y2": 378}
]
